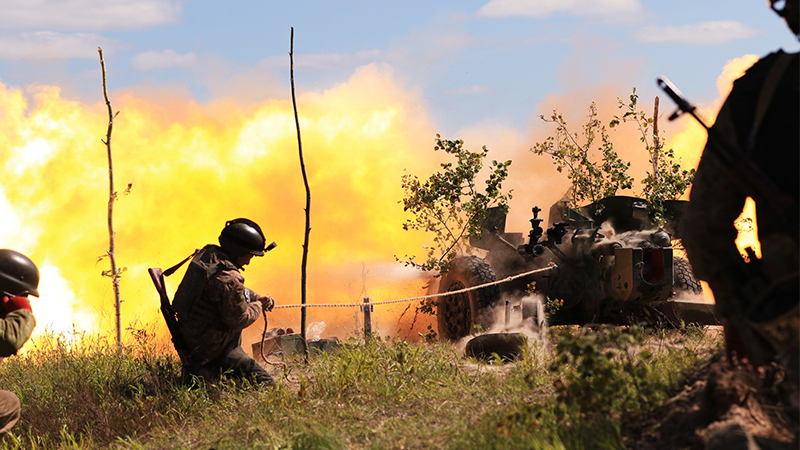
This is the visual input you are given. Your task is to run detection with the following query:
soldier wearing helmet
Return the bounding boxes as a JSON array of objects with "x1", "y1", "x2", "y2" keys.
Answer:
[
  {"x1": 681, "y1": 1, "x2": 799, "y2": 448},
  {"x1": 683, "y1": 0, "x2": 799, "y2": 369},
  {"x1": 172, "y1": 218, "x2": 277, "y2": 386},
  {"x1": 0, "y1": 249, "x2": 39, "y2": 434}
]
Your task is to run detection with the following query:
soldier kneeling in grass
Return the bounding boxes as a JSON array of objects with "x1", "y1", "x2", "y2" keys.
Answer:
[{"x1": 171, "y1": 218, "x2": 277, "y2": 387}]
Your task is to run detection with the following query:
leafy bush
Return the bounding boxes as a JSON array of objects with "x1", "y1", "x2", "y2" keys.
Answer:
[
  {"x1": 610, "y1": 89, "x2": 695, "y2": 225},
  {"x1": 463, "y1": 324, "x2": 713, "y2": 450},
  {"x1": 533, "y1": 88, "x2": 695, "y2": 225},
  {"x1": 549, "y1": 324, "x2": 667, "y2": 418},
  {"x1": 399, "y1": 135, "x2": 512, "y2": 273},
  {"x1": 532, "y1": 102, "x2": 633, "y2": 208}
]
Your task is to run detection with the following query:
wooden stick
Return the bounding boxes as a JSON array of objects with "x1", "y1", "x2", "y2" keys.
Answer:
[
  {"x1": 653, "y1": 96, "x2": 660, "y2": 176},
  {"x1": 290, "y1": 28, "x2": 311, "y2": 355},
  {"x1": 98, "y1": 47, "x2": 123, "y2": 347},
  {"x1": 363, "y1": 297, "x2": 372, "y2": 342}
]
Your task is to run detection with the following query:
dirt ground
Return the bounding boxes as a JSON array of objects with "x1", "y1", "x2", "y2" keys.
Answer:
[{"x1": 624, "y1": 351, "x2": 799, "y2": 450}]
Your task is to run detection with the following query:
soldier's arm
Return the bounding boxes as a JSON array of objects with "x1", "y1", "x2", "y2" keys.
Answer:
[
  {"x1": 244, "y1": 289, "x2": 274, "y2": 311},
  {"x1": 0, "y1": 310, "x2": 36, "y2": 357},
  {"x1": 212, "y1": 271, "x2": 263, "y2": 331}
]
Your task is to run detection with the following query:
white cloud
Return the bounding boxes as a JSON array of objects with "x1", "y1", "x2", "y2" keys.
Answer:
[
  {"x1": 130, "y1": 49, "x2": 198, "y2": 71},
  {"x1": 443, "y1": 84, "x2": 498, "y2": 96},
  {"x1": 476, "y1": 0, "x2": 642, "y2": 19},
  {"x1": 0, "y1": 0, "x2": 183, "y2": 31},
  {"x1": 0, "y1": 31, "x2": 120, "y2": 60},
  {"x1": 296, "y1": 49, "x2": 383, "y2": 70},
  {"x1": 636, "y1": 21, "x2": 758, "y2": 45},
  {"x1": 260, "y1": 49, "x2": 383, "y2": 71}
]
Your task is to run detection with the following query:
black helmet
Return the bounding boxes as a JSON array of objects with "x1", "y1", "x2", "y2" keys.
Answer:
[
  {"x1": 219, "y1": 218, "x2": 267, "y2": 257},
  {"x1": 771, "y1": 0, "x2": 799, "y2": 38},
  {"x1": 0, "y1": 249, "x2": 40, "y2": 297}
]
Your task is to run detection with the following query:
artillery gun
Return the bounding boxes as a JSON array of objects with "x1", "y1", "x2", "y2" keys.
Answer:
[{"x1": 436, "y1": 196, "x2": 716, "y2": 341}]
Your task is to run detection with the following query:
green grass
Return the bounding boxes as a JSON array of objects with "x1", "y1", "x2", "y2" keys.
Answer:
[{"x1": 0, "y1": 324, "x2": 722, "y2": 449}]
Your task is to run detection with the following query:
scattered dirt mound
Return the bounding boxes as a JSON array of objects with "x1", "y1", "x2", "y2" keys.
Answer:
[{"x1": 624, "y1": 351, "x2": 799, "y2": 450}]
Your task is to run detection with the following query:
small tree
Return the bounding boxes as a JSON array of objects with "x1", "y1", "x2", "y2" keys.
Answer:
[
  {"x1": 98, "y1": 47, "x2": 125, "y2": 347},
  {"x1": 610, "y1": 89, "x2": 695, "y2": 225},
  {"x1": 532, "y1": 102, "x2": 634, "y2": 208},
  {"x1": 399, "y1": 135, "x2": 512, "y2": 273},
  {"x1": 532, "y1": 88, "x2": 695, "y2": 226}
]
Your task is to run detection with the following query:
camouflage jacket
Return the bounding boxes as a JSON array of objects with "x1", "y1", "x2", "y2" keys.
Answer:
[
  {"x1": 0, "y1": 309, "x2": 35, "y2": 357},
  {"x1": 172, "y1": 245, "x2": 265, "y2": 364},
  {"x1": 682, "y1": 50, "x2": 799, "y2": 324}
]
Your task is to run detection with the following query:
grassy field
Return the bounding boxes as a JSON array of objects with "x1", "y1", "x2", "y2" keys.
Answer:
[{"x1": 0, "y1": 324, "x2": 722, "y2": 449}]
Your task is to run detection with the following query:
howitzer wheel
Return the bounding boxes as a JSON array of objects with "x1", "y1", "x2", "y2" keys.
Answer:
[
  {"x1": 437, "y1": 256, "x2": 501, "y2": 341},
  {"x1": 673, "y1": 256, "x2": 703, "y2": 294},
  {"x1": 465, "y1": 333, "x2": 527, "y2": 362}
]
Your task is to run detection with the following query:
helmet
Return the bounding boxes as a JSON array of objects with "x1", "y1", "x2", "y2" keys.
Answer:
[
  {"x1": 219, "y1": 218, "x2": 267, "y2": 257},
  {"x1": 0, "y1": 249, "x2": 40, "y2": 297},
  {"x1": 771, "y1": 0, "x2": 799, "y2": 38}
]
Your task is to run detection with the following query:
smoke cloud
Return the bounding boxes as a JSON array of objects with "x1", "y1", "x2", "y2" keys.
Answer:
[{"x1": 0, "y1": 54, "x2": 758, "y2": 349}]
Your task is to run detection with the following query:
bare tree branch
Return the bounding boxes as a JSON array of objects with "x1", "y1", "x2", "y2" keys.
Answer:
[
  {"x1": 290, "y1": 28, "x2": 311, "y2": 352},
  {"x1": 98, "y1": 46, "x2": 123, "y2": 347}
]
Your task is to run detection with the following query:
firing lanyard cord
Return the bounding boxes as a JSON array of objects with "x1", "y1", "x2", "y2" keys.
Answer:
[
  {"x1": 260, "y1": 309, "x2": 269, "y2": 364},
  {"x1": 255, "y1": 264, "x2": 554, "y2": 377},
  {"x1": 260, "y1": 308, "x2": 295, "y2": 378},
  {"x1": 269, "y1": 264, "x2": 556, "y2": 310}
]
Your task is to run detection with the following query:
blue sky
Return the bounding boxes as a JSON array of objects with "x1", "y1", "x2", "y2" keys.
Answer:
[{"x1": 0, "y1": 0, "x2": 797, "y2": 135}]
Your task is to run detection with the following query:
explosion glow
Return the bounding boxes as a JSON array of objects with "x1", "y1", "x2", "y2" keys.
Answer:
[
  {"x1": 0, "y1": 54, "x2": 760, "y2": 347},
  {"x1": 0, "y1": 64, "x2": 443, "y2": 345}
]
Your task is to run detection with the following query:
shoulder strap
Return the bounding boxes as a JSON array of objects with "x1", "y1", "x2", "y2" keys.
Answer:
[
  {"x1": 162, "y1": 250, "x2": 198, "y2": 277},
  {"x1": 747, "y1": 51, "x2": 795, "y2": 152}
]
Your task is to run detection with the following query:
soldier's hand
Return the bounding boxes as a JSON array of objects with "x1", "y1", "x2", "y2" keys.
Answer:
[
  {"x1": 2, "y1": 296, "x2": 32, "y2": 316},
  {"x1": 260, "y1": 295, "x2": 275, "y2": 311}
]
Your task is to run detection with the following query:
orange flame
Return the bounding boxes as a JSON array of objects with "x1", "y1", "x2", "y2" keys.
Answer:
[
  {"x1": 0, "y1": 64, "x2": 441, "y2": 344},
  {"x1": 0, "y1": 55, "x2": 762, "y2": 345}
]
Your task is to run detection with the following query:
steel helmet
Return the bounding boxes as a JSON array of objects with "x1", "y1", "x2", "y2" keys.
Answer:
[
  {"x1": 219, "y1": 218, "x2": 267, "y2": 257},
  {"x1": 771, "y1": 0, "x2": 799, "y2": 38},
  {"x1": 0, "y1": 249, "x2": 40, "y2": 297}
]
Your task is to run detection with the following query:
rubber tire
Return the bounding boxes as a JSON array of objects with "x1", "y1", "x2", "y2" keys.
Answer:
[
  {"x1": 437, "y1": 256, "x2": 501, "y2": 341},
  {"x1": 465, "y1": 333, "x2": 527, "y2": 362},
  {"x1": 673, "y1": 256, "x2": 703, "y2": 294}
]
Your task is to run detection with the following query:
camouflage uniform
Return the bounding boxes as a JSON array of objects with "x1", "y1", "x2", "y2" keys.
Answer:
[
  {"x1": 172, "y1": 244, "x2": 275, "y2": 386},
  {"x1": 682, "y1": 50, "x2": 799, "y2": 370},
  {"x1": 0, "y1": 302, "x2": 35, "y2": 433}
]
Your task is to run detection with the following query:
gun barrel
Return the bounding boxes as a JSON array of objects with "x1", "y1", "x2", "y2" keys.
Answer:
[
  {"x1": 657, "y1": 77, "x2": 794, "y2": 213},
  {"x1": 657, "y1": 77, "x2": 689, "y2": 109},
  {"x1": 657, "y1": 76, "x2": 710, "y2": 129}
]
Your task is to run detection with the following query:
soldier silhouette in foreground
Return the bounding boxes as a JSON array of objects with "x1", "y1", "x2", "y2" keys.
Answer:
[{"x1": 679, "y1": 1, "x2": 798, "y2": 448}]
